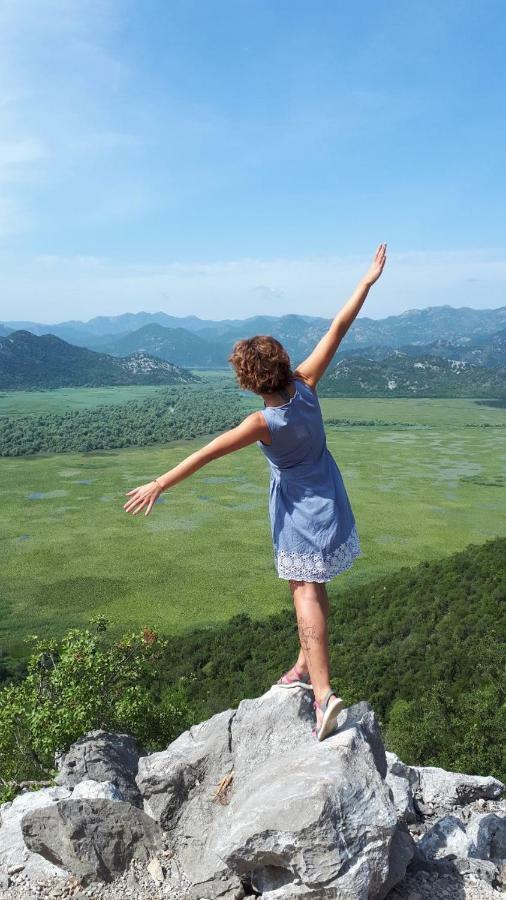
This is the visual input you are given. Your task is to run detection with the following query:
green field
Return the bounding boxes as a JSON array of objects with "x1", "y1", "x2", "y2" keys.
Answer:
[{"x1": 1, "y1": 393, "x2": 505, "y2": 664}]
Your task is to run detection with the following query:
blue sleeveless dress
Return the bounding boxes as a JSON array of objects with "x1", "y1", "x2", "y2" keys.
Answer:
[{"x1": 256, "y1": 377, "x2": 362, "y2": 582}]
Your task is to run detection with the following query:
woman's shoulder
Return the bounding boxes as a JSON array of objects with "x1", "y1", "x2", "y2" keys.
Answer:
[{"x1": 293, "y1": 371, "x2": 317, "y2": 395}]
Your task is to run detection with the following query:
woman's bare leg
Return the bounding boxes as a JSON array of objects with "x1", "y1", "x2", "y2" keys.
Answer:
[{"x1": 289, "y1": 579, "x2": 331, "y2": 708}]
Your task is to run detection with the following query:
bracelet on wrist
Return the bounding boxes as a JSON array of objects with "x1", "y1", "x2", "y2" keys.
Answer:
[{"x1": 154, "y1": 478, "x2": 164, "y2": 491}]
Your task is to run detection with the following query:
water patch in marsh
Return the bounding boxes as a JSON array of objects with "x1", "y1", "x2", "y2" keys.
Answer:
[
  {"x1": 18, "y1": 534, "x2": 30, "y2": 541},
  {"x1": 201, "y1": 475, "x2": 245, "y2": 484},
  {"x1": 74, "y1": 479, "x2": 94, "y2": 485},
  {"x1": 436, "y1": 462, "x2": 483, "y2": 481},
  {"x1": 231, "y1": 482, "x2": 265, "y2": 494},
  {"x1": 229, "y1": 500, "x2": 263, "y2": 511},
  {"x1": 27, "y1": 490, "x2": 68, "y2": 500}
]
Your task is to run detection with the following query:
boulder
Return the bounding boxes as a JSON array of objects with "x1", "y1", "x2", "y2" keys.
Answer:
[
  {"x1": 20, "y1": 798, "x2": 164, "y2": 886},
  {"x1": 385, "y1": 751, "x2": 419, "y2": 824},
  {"x1": 71, "y1": 779, "x2": 125, "y2": 801},
  {"x1": 417, "y1": 814, "x2": 470, "y2": 860},
  {"x1": 413, "y1": 765, "x2": 503, "y2": 813},
  {"x1": 136, "y1": 706, "x2": 234, "y2": 828},
  {"x1": 0, "y1": 787, "x2": 72, "y2": 881},
  {"x1": 467, "y1": 811, "x2": 506, "y2": 863},
  {"x1": 136, "y1": 688, "x2": 413, "y2": 900},
  {"x1": 54, "y1": 730, "x2": 144, "y2": 808}
]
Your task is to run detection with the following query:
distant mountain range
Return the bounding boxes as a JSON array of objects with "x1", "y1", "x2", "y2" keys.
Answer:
[
  {"x1": 2, "y1": 305, "x2": 505, "y2": 369},
  {"x1": 0, "y1": 331, "x2": 201, "y2": 390},
  {"x1": 319, "y1": 351, "x2": 506, "y2": 398},
  {"x1": 1, "y1": 305, "x2": 505, "y2": 396}
]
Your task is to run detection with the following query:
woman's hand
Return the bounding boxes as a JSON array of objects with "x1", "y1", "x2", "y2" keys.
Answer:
[
  {"x1": 363, "y1": 242, "x2": 387, "y2": 287},
  {"x1": 123, "y1": 480, "x2": 162, "y2": 517}
]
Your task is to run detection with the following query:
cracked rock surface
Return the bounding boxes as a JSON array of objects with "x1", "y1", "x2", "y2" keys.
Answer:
[{"x1": 0, "y1": 688, "x2": 504, "y2": 899}]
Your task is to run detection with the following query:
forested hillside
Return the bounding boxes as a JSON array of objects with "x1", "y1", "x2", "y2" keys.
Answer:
[
  {"x1": 318, "y1": 352, "x2": 506, "y2": 398},
  {"x1": 160, "y1": 536, "x2": 505, "y2": 779},
  {"x1": 0, "y1": 330, "x2": 200, "y2": 389},
  {"x1": 1, "y1": 537, "x2": 503, "y2": 792}
]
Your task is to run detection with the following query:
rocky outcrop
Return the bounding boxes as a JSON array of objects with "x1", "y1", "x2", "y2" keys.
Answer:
[
  {"x1": 21, "y1": 797, "x2": 164, "y2": 885},
  {"x1": 135, "y1": 691, "x2": 412, "y2": 899},
  {"x1": 53, "y1": 730, "x2": 145, "y2": 808},
  {"x1": 0, "y1": 686, "x2": 504, "y2": 900}
]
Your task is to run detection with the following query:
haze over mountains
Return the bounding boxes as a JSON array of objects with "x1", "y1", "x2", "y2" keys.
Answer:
[
  {"x1": 1, "y1": 305, "x2": 505, "y2": 395},
  {"x1": 2, "y1": 305, "x2": 505, "y2": 365}
]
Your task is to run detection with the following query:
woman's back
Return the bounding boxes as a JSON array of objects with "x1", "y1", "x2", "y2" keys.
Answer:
[
  {"x1": 256, "y1": 376, "x2": 327, "y2": 470},
  {"x1": 256, "y1": 375, "x2": 362, "y2": 581}
]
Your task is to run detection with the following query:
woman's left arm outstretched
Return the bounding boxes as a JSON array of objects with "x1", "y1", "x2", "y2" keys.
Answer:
[{"x1": 123, "y1": 411, "x2": 265, "y2": 517}]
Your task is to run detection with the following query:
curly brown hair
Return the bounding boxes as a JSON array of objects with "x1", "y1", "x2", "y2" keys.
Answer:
[{"x1": 228, "y1": 335, "x2": 294, "y2": 394}]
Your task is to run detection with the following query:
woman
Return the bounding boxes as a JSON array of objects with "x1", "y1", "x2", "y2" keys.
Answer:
[{"x1": 124, "y1": 242, "x2": 387, "y2": 741}]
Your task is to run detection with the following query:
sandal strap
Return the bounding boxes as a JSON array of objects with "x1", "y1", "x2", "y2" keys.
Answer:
[{"x1": 318, "y1": 689, "x2": 336, "y2": 711}]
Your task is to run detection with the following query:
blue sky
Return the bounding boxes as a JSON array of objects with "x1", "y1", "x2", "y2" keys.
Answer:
[{"x1": 1, "y1": 0, "x2": 505, "y2": 323}]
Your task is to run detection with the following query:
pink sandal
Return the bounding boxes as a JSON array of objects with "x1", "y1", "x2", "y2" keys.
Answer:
[
  {"x1": 276, "y1": 664, "x2": 313, "y2": 690},
  {"x1": 312, "y1": 689, "x2": 345, "y2": 741}
]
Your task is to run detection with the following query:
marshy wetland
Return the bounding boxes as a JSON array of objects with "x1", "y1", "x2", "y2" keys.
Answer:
[{"x1": 1, "y1": 391, "x2": 505, "y2": 664}]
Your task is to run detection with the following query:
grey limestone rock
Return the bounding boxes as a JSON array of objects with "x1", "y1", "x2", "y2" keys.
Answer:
[
  {"x1": 136, "y1": 686, "x2": 413, "y2": 900},
  {"x1": 413, "y1": 765, "x2": 503, "y2": 813},
  {"x1": 54, "y1": 729, "x2": 144, "y2": 808},
  {"x1": 0, "y1": 786, "x2": 72, "y2": 882},
  {"x1": 71, "y1": 779, "x2": 125, "y2": 801},
  {"x1": 385, "y1": 751, "x2": 419, "y2": 824},
  {"x1": 20, "y1": 797, "x2": 164, "y2": 886}
]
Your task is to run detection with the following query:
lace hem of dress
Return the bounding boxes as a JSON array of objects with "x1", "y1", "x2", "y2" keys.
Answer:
[{"x1": 276, "y1": 524, "x2": 362, "y2": 582}]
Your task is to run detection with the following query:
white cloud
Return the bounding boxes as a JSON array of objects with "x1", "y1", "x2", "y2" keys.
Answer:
[{"x1": 1, "y1": 247, "x2": 505, "y2": 323}]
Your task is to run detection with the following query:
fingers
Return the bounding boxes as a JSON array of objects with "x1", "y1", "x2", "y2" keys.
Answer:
[
  {"x1": 123, "y1": 488, "x2": 157, "y2": 516},
  {"x1": 124, "y1": 480, "x2": 163, "y2": 516},
  {"x1": 123, "y1": 490, "x2": 144, "y2": 513}
]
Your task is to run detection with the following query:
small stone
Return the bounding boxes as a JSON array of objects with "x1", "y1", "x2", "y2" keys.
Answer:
[
  {"x1": 126, "y1": 869, "x2": 139, "y2": 889},
  {"x1": 147, "y1": 855, "x2": 165, "y2": 883},
  {"x1": 7, "y1": 863, "x2": 25, "y2": 875}
]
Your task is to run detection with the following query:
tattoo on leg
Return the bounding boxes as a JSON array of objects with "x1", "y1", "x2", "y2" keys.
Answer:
[{"x1": 297, "y1": 616, "x2": 322, "y2": 652}]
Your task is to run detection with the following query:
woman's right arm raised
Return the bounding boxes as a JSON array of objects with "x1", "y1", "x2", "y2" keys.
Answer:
[{"x1": 294, "y1": 242, "x2": 387, "y2": 390}]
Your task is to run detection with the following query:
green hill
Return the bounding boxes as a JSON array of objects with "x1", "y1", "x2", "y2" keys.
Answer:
[
  {"x1": 0, "y1": 330, "x2": 201, "y2": 389},
  {"x1": 319, "y1": 352, "x2": 506, "y2": 398},
  {"x1": 160, "y1": 535, "x2": 505, "y2": 779}
]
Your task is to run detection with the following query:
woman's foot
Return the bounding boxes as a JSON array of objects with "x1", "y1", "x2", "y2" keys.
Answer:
[
  {"x1": 276, "y1": 664, "x2": 313, "y2": 689},
  {"x1": 312, "y1": 690, "x2": 345, "y2": 741}
]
